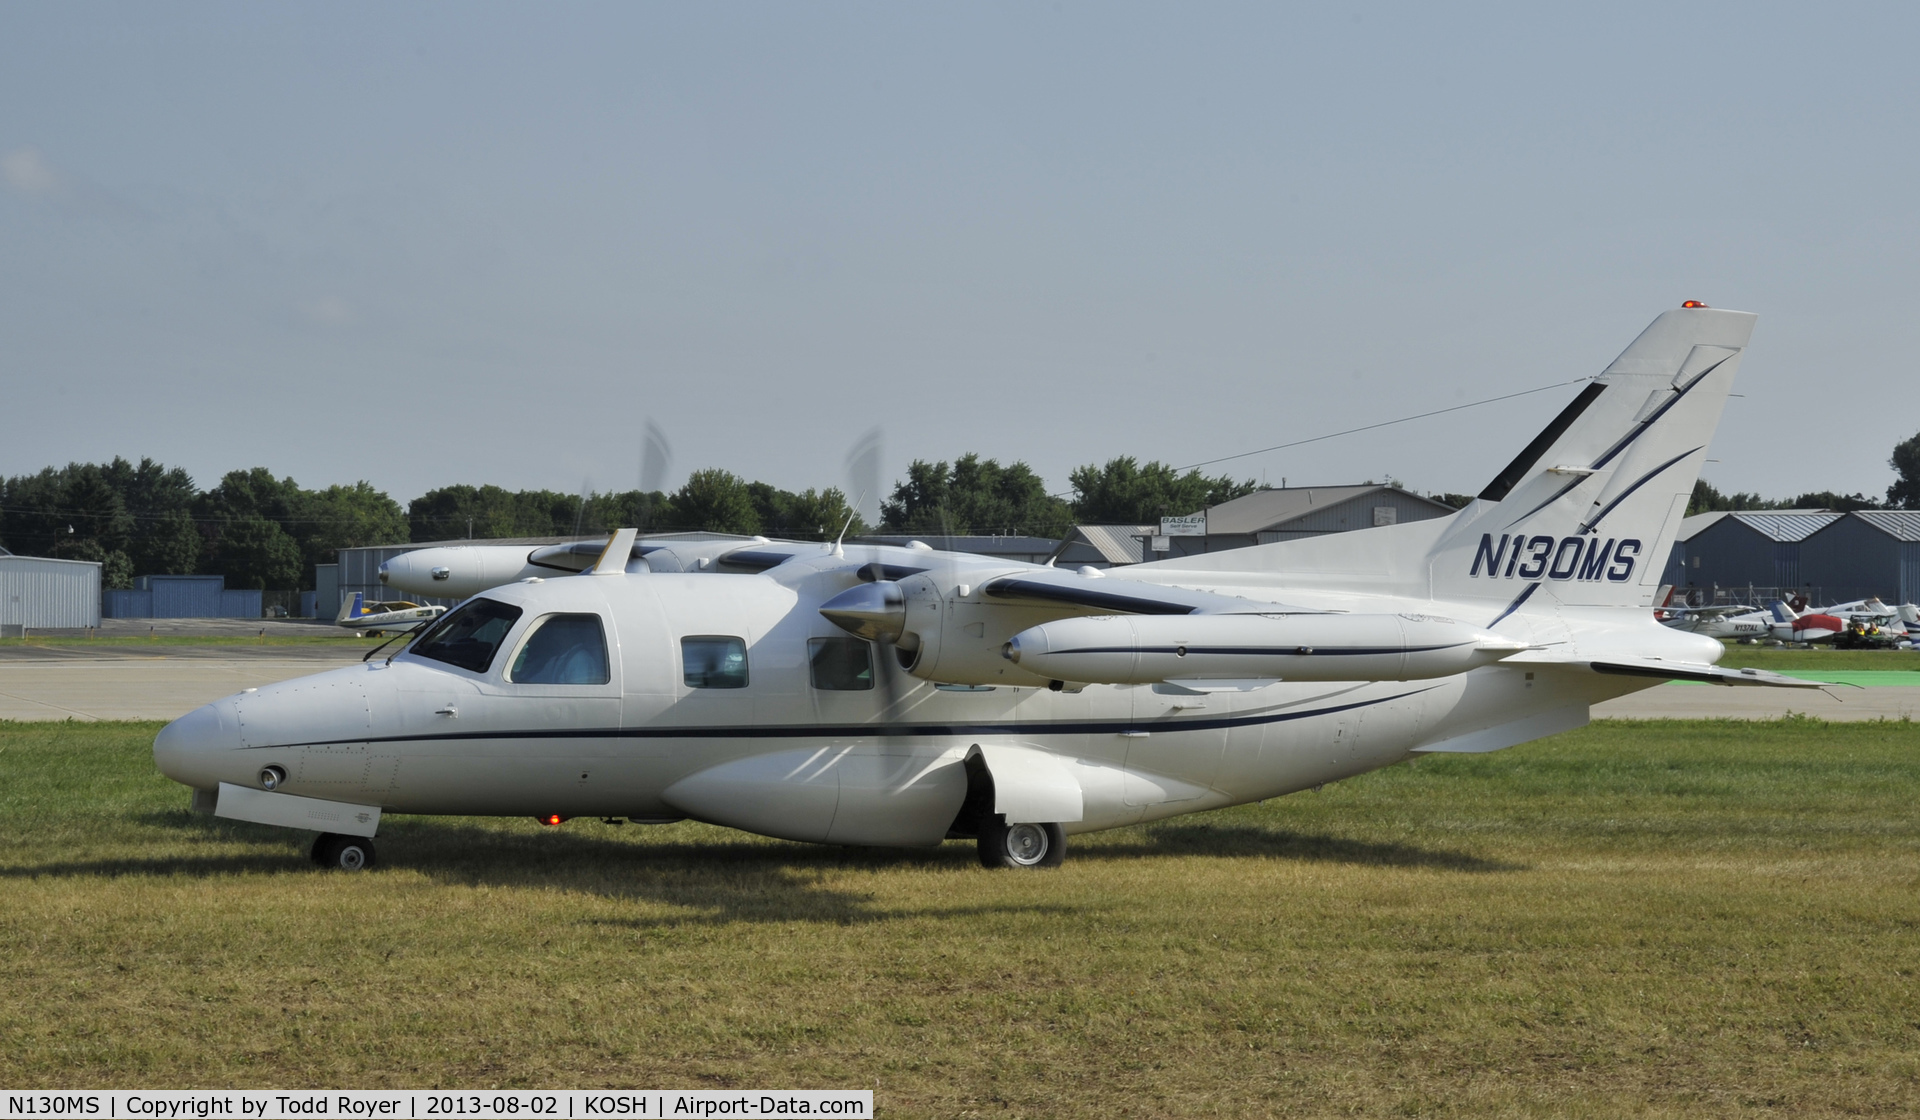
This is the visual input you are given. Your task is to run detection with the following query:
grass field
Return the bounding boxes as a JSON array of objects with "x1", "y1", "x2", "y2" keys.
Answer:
[
  {"x1": 1718, "y1": 646, "x2": 1920, "y2": 672},
  {"x1": 2, "y1": 718, "x2": 1917, "y2": 1117}
]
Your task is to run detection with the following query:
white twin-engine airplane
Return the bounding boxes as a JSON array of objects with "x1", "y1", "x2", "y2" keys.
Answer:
[{"x1": 155, "y1": 305, "x2": 1818, "y2": 872}]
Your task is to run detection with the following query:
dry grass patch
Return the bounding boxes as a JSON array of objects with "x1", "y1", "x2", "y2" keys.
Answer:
[{"x1": 1, "y1": 718, "x2": 1917, "y2": 1117}]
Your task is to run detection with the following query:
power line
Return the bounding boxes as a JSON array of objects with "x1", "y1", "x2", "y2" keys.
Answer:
[{"x1": 1172, "y1": 377, "x2": 1592, "y2": 473}]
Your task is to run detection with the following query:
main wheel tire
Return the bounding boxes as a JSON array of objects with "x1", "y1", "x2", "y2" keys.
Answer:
[
  {"x1": 312, "y1": 833, "x2": 377, "y2": 872},
  {"x1": 977, "y1": 816, "x2": 1065, "y2": 869}
]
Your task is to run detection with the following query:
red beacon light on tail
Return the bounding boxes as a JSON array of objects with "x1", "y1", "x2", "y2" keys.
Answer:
[
  {"x1": 535, "y1": 814, "x2": 567, "y2": 827},
  {"x1": 1681, "y1": 300, "x2": 1709, "y2": 308}
]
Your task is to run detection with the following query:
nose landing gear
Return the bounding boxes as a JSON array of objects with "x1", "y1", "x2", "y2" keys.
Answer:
[{"x1": 312, "y1": 833, "x2": 377, "y2": 871}]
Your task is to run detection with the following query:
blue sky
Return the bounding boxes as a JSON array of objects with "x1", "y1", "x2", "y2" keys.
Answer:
[{"x1": 3, "y1": 2, "x2": 1916, "y2": 511}]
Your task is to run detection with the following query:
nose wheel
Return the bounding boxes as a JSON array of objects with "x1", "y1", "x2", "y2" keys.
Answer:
[
  {"x1": 977, "y1": 816, "x2": 1066, "y2": 869},
  {"x1": 312, "y1": 833, "x2": 377, "y2": 871}
]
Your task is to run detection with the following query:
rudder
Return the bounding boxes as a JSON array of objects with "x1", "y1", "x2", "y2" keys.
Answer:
[{"x1": 1427, "y1": 305, "x2": 1756, "y2": 609}]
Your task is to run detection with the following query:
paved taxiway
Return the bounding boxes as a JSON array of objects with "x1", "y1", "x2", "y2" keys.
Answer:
[{"x1": 1, "y1": 643, "x2": 1914, "y2": 721}]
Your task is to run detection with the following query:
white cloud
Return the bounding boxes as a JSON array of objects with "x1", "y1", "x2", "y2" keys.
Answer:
[{"x1": 2, "y1": 148, "x2": 58, "y2": 194}]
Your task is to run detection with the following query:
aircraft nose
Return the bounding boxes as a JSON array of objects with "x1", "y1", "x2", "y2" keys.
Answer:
[{"x1": 153, "y1": 698, "x2": 244, "y2": 790}]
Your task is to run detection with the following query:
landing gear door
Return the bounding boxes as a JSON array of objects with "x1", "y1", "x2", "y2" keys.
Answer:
[{"x1": 967, "y1": 743, "x2": 1084, "y2": 825}]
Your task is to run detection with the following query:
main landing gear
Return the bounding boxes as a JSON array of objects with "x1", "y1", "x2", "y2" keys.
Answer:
[
  {"x1": 312, "y1": 833, "x2": 377, "y2": 871},
  {"x1": 977, "y1": 816, "x2": 1066, "y2": 869}
]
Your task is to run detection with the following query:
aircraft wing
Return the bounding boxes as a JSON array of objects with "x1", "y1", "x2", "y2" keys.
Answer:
[
  {"x1": 1657, "y1": 604, "x2": 1757, "y2": 619},
  {"x1": 980, "y1": 569, "x2": 1318, "y2": 616},
  {"x1": 1501, "y1": 650, "x2": 1822, "y2": 688}
]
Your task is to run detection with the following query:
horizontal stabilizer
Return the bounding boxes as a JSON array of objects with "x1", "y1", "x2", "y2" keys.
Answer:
[{"x1": 1502, "y1": 650, "x2": 1822, "y2": 688}]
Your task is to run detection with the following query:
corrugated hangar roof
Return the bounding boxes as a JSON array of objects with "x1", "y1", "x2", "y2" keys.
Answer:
[
  {"x1": 1204, "y1": 485, "x2": 1437, "y2": 535},
  {"x1": 1065, "y1": 525, "x2": 1154, "y2": 565},
  {"x1": 1681, "y1": 510, "x2": 1842, "y2": 542},
  {"x1": 1852, "y1": 511, "x2": 1920, "y2": 541},
  {"x1": 1674, "y1": 512, "x2": 1723, "y2": 541}
]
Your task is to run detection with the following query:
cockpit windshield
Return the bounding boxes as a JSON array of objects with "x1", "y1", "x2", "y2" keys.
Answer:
[{"x1": 410, "y1": 598, "x2": 525, "y2": 674}]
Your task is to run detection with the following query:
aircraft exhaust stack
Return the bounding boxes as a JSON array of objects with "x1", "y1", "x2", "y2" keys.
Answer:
[{"x1": 1006, "y1": 612, "x2": 1529, "y2": 686}]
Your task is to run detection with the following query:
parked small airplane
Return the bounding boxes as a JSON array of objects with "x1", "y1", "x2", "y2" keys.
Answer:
[
  {"x1": 1821, "y1": 598, "x2": 1918, "y2": 639},
  {"x1": 334, "y1": 593, "x2": 447, "y2": 635},
  {"x1": 1659, "y1": 600, "x2": 1842, "y2": 643},
  {"x1": 156, "y1": 304, "x2": 1819, "y2": 872},
  {"x1": 1656, "y1": 599, "x2": 1769, "y2": 640}
]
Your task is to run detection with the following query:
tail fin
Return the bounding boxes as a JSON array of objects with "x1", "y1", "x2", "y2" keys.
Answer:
[
  {"x1": 1769, "y1": 600, "x2": 1796, "y2": 623},
  {"x1": 1426, "y1": 305, "x2": 1755, "y2": 608},
  {"x1": 335, "y1": 592, "x2": 364, "y2": 623},
  {"x1": 1134, "y1": 305, "x2": 1754, "y2": 613}
]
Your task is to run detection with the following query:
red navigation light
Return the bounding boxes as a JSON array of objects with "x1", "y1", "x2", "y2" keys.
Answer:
[
  {"x1": 1681, "y1": 300, "x2": 1709, "y2": 308},
  {"x1": 535, "y1": 814, "x2": 566, "y2": 827}
]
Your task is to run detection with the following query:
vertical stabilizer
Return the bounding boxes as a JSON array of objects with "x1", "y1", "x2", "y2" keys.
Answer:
[{"x1": 1426, "y1": 306, "x2": 1755, "y2": 609}]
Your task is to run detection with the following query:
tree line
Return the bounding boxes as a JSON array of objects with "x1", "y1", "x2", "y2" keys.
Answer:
[
  {"x1": 1688, "y1": 430, "x2": 1920, "y2": 514},
  {"x1": 0, "y1": 454, "x2": 1257, "y2": 592},
  {"x1": 8, "y1": 431, "x2": 1913, "y2": 592}
]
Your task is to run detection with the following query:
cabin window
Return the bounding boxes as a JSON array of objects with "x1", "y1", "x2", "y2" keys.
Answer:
[
  {"x1": 682, "y1": 636, "x2": 749, "y2": 689},
  {"x1": 411, "y1": 598, "x2": 524, "y2": 674},
  {"x1": 807, "y1": 636, "x2": 873, "y2": 691},
  {"x1": 509, "y1": 614, "x2": 611, "y2": 685}
]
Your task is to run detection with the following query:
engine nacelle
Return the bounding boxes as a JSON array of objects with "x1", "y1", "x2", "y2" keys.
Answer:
[
  {"x1": 819, "y1": 572, "x2": 1059, "y2": 688},
  {"x1": 895, "y1": 573, "x2": 1060, "y2": 687},
  {"x1": 1006, "y1": 612, "x2": 1528, "y2": 685},
  {"x1": 380, "y1": 546, "x2": 549, "y2": 599}
]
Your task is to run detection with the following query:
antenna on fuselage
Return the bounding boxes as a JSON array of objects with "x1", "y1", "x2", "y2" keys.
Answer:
[{"x1": 832, "y1": 490, "x2": 867, "y2": 558}]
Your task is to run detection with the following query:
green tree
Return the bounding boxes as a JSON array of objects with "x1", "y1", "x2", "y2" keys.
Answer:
[
  {"x1": 1067, "y1": 457, "x2": 1256, "y2": 524},
  {"x1": 410, "y1": 485, "x2": 547, "y2": 541},
  {"x1": 53, "y1": 538, "x2": 135, "y2": 589},
  {"x1": 747, "y1": 483, "x2": 864, "y2": 540},
  {"x1": 0, "y1": 463, "x2": 136, "y2": 563},
  {"x1": 137, "y1": 510, "x2": 205, "y2": 575},
  {"x1": 105, "y1": 458, "x2": 203, "y2": 575},
  {"x1": 1889, "y1": 431, "x2": 1920, "y2": 510},
  {"x1": 1786, "y1": 490, "x2": 1877, "y2": 512},
  {"x1": 196, "y1": 467, "x2": 303, "y2": 526},
  {"x1": 299, "y1": 482, "x2": 408, "y2": 574},
  {"x1": 578, "y1": 490, "x2": 670, "y2": 533},
  {"x1": 1687, "y1": 479, "x2": 1783, "y2": 516},
  {"x1": 209, "y1": 516, "x2": 302, "y2": 590},
  {"x1": 880, "y1": 454, "x2": 1072, "y2": 537},
  {"x1": 663, "y1": 469, "x2": 760, "y2": 534},
  {"x1": 60, "y1": 464, "x2": 134, "y2": 556}
]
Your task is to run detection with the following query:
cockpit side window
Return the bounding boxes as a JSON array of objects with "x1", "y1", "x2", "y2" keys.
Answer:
[
  {"x1": 807, "y1": 636, "x2": 873, "y2": 691},
  {"x1": 682, "y1": 636, "x2": 749, "y2": 689},
  {"x1": 509, "y1": 614, "x2": 611, "y2": 685},
  {"x1": 411, "y1": 598, "x2": 524, "y2": 674}
]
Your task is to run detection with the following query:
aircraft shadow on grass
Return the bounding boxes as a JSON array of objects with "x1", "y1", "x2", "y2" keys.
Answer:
[
  {"x1": 2, "y1": 810, "x2": 1520, "y2": 926},
  {"x1": 1084, "y1": 822, "x2": 1525, "y2": 872}
]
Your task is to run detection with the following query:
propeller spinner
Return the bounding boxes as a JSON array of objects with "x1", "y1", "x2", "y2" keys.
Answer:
[{"x1": 819, "y1": 581, "x2": 907, "y2": 643}]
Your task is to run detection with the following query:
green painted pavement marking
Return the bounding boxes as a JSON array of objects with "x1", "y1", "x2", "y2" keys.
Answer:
[{"x1": 1668, "y1": 669, "x2": 1920, "y2": 687}]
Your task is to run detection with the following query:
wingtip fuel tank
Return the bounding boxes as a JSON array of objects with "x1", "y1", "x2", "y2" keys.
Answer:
[{"x1": 1005, "y1": 612, "x2": 1530, "y2": 686}]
